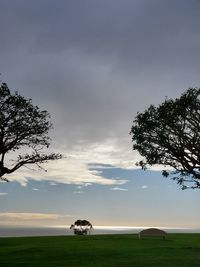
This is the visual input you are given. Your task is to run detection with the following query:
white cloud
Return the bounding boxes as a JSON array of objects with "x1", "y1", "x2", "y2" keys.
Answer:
[
  {"x1": 73, "y1": 191, "x2": 84, "y2": 194},
  {"x1": 0, "y1": 192, "x2": 8, "y2": 196},
  {"x1": 33, "y1": 188, "x2": 39, "y2": 191},
  {"x1": 6, "y1": 138, "x2": 132, "y2": 186},
  {"x1": 111, "y1": 187, "x2": 128, "y2": 191},
  {"x1": 141, "y1": 185, "x2": 148, "y2": 189},
  {"x1": 0, "y1": 212, "x2": 75, "y2": 227},
  {"x1": 0, "y1": 212, "x2": 70, "y2": 221},
  {"x1": 49, "y1": 182, "x2": 57, "y2": 186},
  {"x1": 76, "y1": 183, "x2": 92, "y2": 190},
  {"x1": 4, "y1": 136, "x2": 172, "y2": 188}
]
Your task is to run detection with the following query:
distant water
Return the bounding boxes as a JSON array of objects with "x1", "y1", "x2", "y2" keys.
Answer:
[{"x1": 0, "y1": 226, "x2": 200, "y2": 237}]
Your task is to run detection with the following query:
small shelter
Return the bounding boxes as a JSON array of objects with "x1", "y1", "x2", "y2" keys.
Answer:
[{"x1": 138, "y1": 228, "x2": 167, "y2": 239}]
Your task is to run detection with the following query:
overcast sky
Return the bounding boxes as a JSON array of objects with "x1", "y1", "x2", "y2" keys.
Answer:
[{"x1": 0, "y1": 0, "x2": 200, "y2": 228}]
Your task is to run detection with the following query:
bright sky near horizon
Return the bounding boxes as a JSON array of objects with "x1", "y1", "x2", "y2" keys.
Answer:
[{"x1": 0, "y1": 0, "x2": 200, "y2": 228}]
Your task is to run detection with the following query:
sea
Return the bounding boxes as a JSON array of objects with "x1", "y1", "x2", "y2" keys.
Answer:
[{"x1": 0, "y1": 226, "x2": 200, "y2": 237}]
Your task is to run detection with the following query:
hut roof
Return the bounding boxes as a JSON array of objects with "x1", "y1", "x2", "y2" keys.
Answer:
[{"x1": 139, "y1": 228, "x2": 167, "y2": 236}]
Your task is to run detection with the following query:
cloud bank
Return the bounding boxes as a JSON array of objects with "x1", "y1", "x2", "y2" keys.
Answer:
[{"x1": 1, "y1": 0, "x2": 200, "y2": 186}]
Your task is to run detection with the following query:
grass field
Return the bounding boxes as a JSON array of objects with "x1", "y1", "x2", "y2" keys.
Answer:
[{"x1": 0, "y1": 234, "x2": 200, "y2": 267}]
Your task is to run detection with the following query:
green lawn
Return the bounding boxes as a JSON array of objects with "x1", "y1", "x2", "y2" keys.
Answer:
[{"x1": 0, "y1": 234, "x2": 200, "y2": 267}]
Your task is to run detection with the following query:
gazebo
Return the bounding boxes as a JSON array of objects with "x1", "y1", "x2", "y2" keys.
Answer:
[{"x1": 138, "y1": 228, "x2": 167, "y2": 239}]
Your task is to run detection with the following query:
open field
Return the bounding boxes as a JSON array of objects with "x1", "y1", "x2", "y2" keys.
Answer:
[{"x1": 0, "y1": 234, "x2": 200, "y2": 267}]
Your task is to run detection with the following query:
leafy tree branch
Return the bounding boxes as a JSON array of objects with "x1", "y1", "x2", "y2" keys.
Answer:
[
  {"x1": 0, "y1": 82, "x2": 62, "y2": 180},
  {"x1": 130, "y1": 88, "x2": 200, "y2": 189}
]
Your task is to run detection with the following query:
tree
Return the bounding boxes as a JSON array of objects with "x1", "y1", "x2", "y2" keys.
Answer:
[
  {"x1": 0, "y1": 82, "x2": 62, "y2": 181},
  {"x1": 130, "y1": 88, "x2": 200, "y2": 190},
  {"x1": 70, "y1": 219, "x2": 93, "y2": 235}
]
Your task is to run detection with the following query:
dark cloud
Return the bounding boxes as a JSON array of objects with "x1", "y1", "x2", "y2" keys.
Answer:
[{"x1": 1, "y1": 0, "x2": 200, "y2": 148}]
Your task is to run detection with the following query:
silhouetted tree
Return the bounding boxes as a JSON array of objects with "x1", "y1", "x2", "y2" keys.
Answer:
[
  {"x1": 130, "y1": 88, "x2": 200, "y2": 189},
  {"x1": 0, "y1": 82, "x2": 62, "y2": 181},
  {"x1": 70, "y1": 219, "x2": 93, "y2": 235}
]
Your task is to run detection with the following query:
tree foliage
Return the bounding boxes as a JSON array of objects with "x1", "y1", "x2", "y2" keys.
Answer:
[
  {"x1": 70, "y1": 219, "x2": 93, "y2": 235},
  {"x1": 130, "y1": 88, "x2": 200, "y2": 189},
  {"x1": 0, "y1": 82, "x2": 62, "y2": 181}
]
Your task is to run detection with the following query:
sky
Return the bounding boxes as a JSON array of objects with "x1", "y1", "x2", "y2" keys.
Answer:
[{"x1": 0, "y1": 0, "x2": 200, "y2": 229}]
